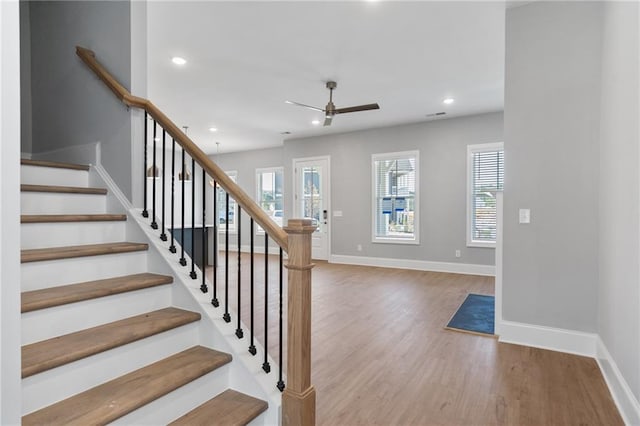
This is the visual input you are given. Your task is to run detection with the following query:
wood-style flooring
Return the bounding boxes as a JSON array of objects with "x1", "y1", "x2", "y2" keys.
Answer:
[{"x1": 207, "y1": 255, "x2": 623, "y2": 426}]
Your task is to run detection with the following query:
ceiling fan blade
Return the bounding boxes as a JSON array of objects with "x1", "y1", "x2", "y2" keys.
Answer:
[
  {"x1": 323, "y1": 116, "x2": 333, "y2": 126},
  {"x1": 333, "y1": 103, "x2": 380, "y2": 115},
  {"x1": 285, "y1": 100, "x2": 325, "y2": 113}
]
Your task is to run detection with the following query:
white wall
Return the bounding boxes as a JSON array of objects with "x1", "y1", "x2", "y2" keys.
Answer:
[
  {"x1": 0, "y1": 0, "x2": 23, "y2": 422},
  {"x1": 503, "y1": 1, "x2": 603, "y2": 332},
  {"x1": 597, "y1": 0, "x2": 640, "y2": 408}
]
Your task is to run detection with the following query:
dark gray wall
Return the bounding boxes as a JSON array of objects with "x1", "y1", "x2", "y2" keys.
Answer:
[
  {"x1": 503, "y1": 2, "x2": 603, "y2": 332},
  {"x1": 597, "y1": 1, "x2": 640, "y2": 402},
  {"x1": 19, "y1": 0, "x2": 32, "y2": 155},
  {"x1": 212, "y1": 112, "x2": 503, "y2": 265},
  {"x1": 28, "y1": 1, "x2": 132, "y2": 198}
]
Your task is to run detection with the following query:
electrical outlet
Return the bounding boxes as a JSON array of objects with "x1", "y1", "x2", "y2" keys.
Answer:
[
  {"x1": 357, "y1": 244, "x2": 363, "y2": 252},
  {"x1": 455, "y1": 249, "x2": 461, "y2": 258}
]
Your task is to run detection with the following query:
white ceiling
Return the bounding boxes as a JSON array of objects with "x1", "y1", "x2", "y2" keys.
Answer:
[{"x1": 148, "y1": 1, "x2": 505, "y2": 154}]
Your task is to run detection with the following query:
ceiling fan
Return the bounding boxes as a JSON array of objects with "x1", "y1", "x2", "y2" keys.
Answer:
[{"x1": 286, "y1": 81, "x2": 380, "y2": 126}]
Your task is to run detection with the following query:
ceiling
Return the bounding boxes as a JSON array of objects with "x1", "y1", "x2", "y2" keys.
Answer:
[{"x1": 147, "y1": 1, "x2": 506, "y2": 154}]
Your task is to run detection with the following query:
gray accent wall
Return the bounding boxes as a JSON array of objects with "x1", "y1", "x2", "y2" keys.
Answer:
[
  {"x1": 211, "y1": 112, "x2": 503, "y2": 265},
  {"x1": 503, "y1": 2, "x2": 603, "y2": 332},
  {"x1": 597, "y1": 1, "x2": 640, "y2": 402},
  {"x1": 19, "y1": 0, "x2": 32, "y2": 155},
  {"x1": 27, "y1": 1, "x2": 132, "y2": 199}
]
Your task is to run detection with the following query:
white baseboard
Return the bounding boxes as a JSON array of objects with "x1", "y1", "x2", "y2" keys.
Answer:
[
  {"x1": 498, "y1": 320, "x2": 597, "y2": 357},
  {"x1": 94, "y1": 163, "x2": 133, "y2": 210},
  {"x1": 596, "y1": 337, "x2": 640, "y2": 426},
  {"x1": 328, "y1": 254, "x2": 495, "y2": 276}
]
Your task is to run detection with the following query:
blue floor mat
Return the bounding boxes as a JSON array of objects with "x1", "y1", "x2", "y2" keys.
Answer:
[{"x1": 446, "y1": 293, "x2": 494, "y2": 336}]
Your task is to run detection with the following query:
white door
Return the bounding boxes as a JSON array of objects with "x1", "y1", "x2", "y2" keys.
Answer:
[{"x1": 293, "y1": 157, "x2": 330, "y2": 260}]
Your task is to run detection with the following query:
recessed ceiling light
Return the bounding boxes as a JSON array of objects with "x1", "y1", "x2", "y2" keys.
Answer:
[
  {"x1": 171, "y1": 57, "x2": 187, "y2": 65},
  {"x1": 209, "y1": 127, "x2": 218, "y2": 132},
  {"x1": 311, "y1": 120, "x2": 320, "y2": 125},
  {"x1": 443, "y1": 98, "x2": 455, "y2": 105}
]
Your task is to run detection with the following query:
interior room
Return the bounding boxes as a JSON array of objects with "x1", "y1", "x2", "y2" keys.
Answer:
[{"x1": 2, "y1": 0, "x2": 638, "y2": 424}]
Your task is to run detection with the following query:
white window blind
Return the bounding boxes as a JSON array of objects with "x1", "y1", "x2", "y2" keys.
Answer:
[
  {"x1": 256, "y1": 167, "x2": 284, "y2": 232},
  {"x1": 467, "y1": 143, "x2": 504, "y2": 246},
  {"x1": 372, "y1": 151, "x2": 419, "y2": 244}
]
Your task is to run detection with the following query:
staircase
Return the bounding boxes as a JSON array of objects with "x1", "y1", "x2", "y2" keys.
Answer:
[{"x1": 20, "y1": 159, "x2": 269, "y2": 424}]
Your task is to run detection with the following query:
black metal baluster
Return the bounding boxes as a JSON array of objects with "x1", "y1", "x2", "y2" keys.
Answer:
[
  {"x1": 235, "y1": 206, "x2": 243, "y2": 339},
  {"x1": 200, "y1": 168, "x2": 208, "y2": 293},
  {"x1": 190, "y1": 158, "x2": 197, "y2": 279},
  {"x1": 262, "y1": 233, "x2": 271, "y2": 373},
  {"x1": 142, "y1": 111, "x2": 149, "y2": 218},
  {"x1": 277, "y1": 247, "x2": 285, "y2": 391},
  {"x1": 179, "y1": 147, "x2": 187, "y2": 266},
  {"x1": 211, "y1": 180, "x2": 219, "y2": 307},
  {"x1": 151, "y1": 121, "x2": 158, "y2": 229},
  {"x1": 223, "y1": 193, "x2": 231, "y2": 323},
  {"x1": 169, "y1": 138, "x2": 177, "y2": 253},
  {"x1": 249, "y1": 219, "x2": 256, "y2": 355},
  {"x1": 160, "y1": 129, "x2": 167, "y2": 241}
]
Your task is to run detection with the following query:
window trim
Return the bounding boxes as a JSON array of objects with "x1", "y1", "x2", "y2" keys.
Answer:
[
  {"x1": 217, "y1": 170, "x2": 238, "y2": 234},
  {"x1": 466, "y1": 142, "x2": 504, "y2": 248},
  {"x1": 371, "y1": 150, "x2": 420, "y2": 245},
  {"x1": 255, "y1": 166, "x2": 284, "y2": 235}
]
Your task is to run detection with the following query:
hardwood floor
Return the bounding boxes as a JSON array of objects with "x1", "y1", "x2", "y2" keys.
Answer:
[{"x1": 207, "y1": 255, "x2": 622, "y2": 426}]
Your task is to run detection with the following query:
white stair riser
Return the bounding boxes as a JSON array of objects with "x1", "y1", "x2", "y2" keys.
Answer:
[
  {"x1": 21, "y1": 252, "x2": 149, "y2": 291},
  {"x1": 22, "y1": 285, "x2": 172, "y2": 345},
  {"x1": 21, "y1": 165, "x2": 89, "y2": 187},
  {"x1": 21, "y1": 221, "x2": 126, "y2": 249},
  {"x1": 22, "y1": 323, "x2": 200, "y2": 415},
  {"x1": 21, "y1": 192, "x2": 107, "y2": 214},
  {"x1": 112, "y1": 364, "x2": 231, "y2": 425}
]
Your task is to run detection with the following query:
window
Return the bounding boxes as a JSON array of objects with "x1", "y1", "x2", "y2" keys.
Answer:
[
  {"x1": 372, "y1": 151, "x2": 419, "y2": 244},
  {"x1": 256, "y1": 167, "x2": 284, "y2": 232},
  {"x1": 467, "y1": 143, "x2": 504, "y2": 247},
  {"x1": 216, "y1": 170, "x2": 238, "y2": 232}
]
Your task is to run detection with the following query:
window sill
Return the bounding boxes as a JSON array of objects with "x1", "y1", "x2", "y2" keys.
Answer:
[
  {"x1": 372, "y1": 237, "x2": 420, "y2": 245},
  {"x1": 467, "y1": 240, "x2": 496, "y2": 248}
]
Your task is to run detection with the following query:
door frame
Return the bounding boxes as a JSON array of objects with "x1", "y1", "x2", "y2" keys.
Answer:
[{"x1": 292, "y1": 155, "x2": 331, "y2": 261}]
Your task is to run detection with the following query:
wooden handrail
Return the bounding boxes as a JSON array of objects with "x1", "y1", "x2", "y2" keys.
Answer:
[{"x1": 76, "y1": 46, "x2": 288, "y2": 251}]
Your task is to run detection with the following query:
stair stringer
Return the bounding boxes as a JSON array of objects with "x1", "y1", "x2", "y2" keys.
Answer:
[{"x1": 89, "y1": 166, "x2": 282, "y2": 425}]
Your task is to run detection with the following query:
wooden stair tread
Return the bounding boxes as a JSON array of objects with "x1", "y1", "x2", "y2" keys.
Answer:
[
  {"x1": 22, "y1": 273, "x2": 174, "y2": 313},
  {"x1": 21, "y1": 214, "x2": 127, "y2": 223},
  {"x1": 21, "y1": 184, "x2": 107, "y2": 195},
  {"x1": 21, "y1": 242, "x2": 148, "y2": 263},
  {"x1": 169, "y1": 389, "x2": 268, "y2": 426},
  {"x1": 22, "y1": 307, "x2": 201, "y2": 378},
  {"x1": 21, "y1": 158, "x2": 90, "y2": 171},
  {"x1": 22, "y1": 346, "x2": 232, "y2": 426}
]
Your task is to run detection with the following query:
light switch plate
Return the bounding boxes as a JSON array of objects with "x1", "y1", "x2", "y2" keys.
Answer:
[{"x1": 519, "y1": 208, "x2": 531, "y2": 224}]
